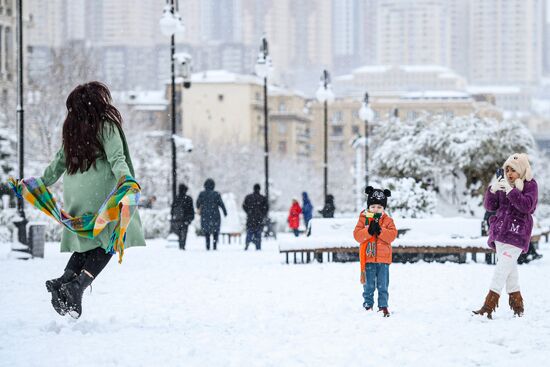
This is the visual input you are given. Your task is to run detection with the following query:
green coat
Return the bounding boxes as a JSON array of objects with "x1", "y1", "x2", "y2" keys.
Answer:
[{"x1": 41, "y1": 122, "x2": 146, "y2": 253}]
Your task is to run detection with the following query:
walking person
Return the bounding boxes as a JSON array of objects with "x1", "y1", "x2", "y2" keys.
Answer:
[
  {"x1": 33, "y1": 81, "x2": 145, "y2": 318},
  {"x1": 242, "y1": 183, "x2": 268, "y2": 250},
  {"x1": 171, "y1": 184, "x2": 195, "y2": 250},
  {"x1": 473, "y1": 153, "x2": 537, "y2": 319},
  {"x1": 196, "y1": 178, "x2": 227, "y2": 251},
  {"x1": 302, "y1": 192, "x2": 313, "y2": 233},
  {"x1": 288, "y1": 199, "x2": 302, "y2": 237},
  {"x1": 319, "y1": 194, "x2": 336, "y2": 218}
]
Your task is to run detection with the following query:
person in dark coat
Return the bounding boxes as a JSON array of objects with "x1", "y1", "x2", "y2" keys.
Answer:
[
  {"x1": 318, "y1": 194, "x2": 335, "y2": 218},
  {"x1": 196, "y1": 178, "x2": 227, "y2": 250},
  {"x1": 302, "y1": 192, "x2": 313, "y2": 230},
  {"x1": 242, "y1": 183, "x2": 268, "y2": 250},
  {"x1": 171, "y1": 184, "x2": 195, "y2": 250}
]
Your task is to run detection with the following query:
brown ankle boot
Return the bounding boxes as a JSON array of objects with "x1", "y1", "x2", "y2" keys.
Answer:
[
  {"x1": 473, "y1": 290, "x2": 500, "y2": 319},
  {"x1": 508, "y1": 291, "x2": 524, "y2": 317}
]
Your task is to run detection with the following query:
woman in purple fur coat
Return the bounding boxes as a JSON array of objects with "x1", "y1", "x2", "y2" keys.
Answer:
[{"x1": 473, "y1": 153, "x2": 538, "y2": 319}]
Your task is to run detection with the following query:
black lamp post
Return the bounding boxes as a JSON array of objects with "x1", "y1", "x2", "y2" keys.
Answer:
[
  {"x1": 160, "y1": 0, "x2": 184, "y2": 224},
  {"x1": 358, "y1": 92, "x2": 374, "y2": 188},
  {"x1": 255, "y1": 36, "x2": 272, "y2": 210},
  {"x1": 315, "y1": 70, "x2": 334, "y2": 204},
  {"x1": 15, "y1": 0, "x2": 27, "y2": 244}
]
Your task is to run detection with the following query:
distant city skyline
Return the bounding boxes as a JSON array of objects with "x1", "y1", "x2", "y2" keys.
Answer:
[{"x1": 18, "y1": 0, "x2": 548, "y2": 96}]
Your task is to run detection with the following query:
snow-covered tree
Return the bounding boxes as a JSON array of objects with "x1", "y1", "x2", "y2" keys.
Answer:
[
  {"x1": 0, "y1": 93, "x2": 16, "y2": 185},
  {"x1": 372, "y1": 115, "x2": 537, "y2": 192},
  {"x1": 26, "y1": 44, "x2": 99, "y2": 171},
  {"x1": 372, "y1": 177, "x2": 437, "y2": 218}
]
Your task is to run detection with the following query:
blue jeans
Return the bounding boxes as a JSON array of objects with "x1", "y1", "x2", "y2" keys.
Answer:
[
  {"x1": 362, "y1": 263, "x2": 390, "y2": 308},
  {"x1": 245, "y1": 228, "x2": 262, "y2": 250}
]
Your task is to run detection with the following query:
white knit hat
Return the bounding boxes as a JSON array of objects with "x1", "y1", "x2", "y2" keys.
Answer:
[{"x1": 503, "y1": 153, "x2": 533, "y2": 181}]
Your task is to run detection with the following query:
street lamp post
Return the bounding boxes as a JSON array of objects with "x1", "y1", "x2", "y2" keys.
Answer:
[
  {"x1": 159, "y1": 0, "x2": 184, "y2": 224},
  {"x1": 15, "y1": 0, "x2": 27, "y2": 244},
  {"x1": 255, "y1": 36, "x2": 272, "y2": 211},
  {"x1": 315, "y1": 70, "x2": 334, "y2": 204},
  {"x1": 358, "y1": 92, "x2": 374, "y2": 188}
]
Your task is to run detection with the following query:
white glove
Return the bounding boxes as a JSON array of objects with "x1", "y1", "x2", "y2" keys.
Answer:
[
  {"x1": 501, "y1": 179, "x2": 513, "y2": 194},
  {"x1": 514, "y1": 178, "x2": 524, "y2": 192},
  {"x1": 489, "y1": 183, "x2": 501, "y2": 193},
  {"x1": 491, "y1": 179, "x2": 513, "y2": 194}
]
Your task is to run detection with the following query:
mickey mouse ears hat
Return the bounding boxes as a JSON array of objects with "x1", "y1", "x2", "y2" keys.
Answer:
[{"x1": 365, "y1": 186, "x2": 391, "y2": 208}]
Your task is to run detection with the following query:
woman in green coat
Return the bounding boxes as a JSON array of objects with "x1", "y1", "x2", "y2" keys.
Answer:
[{"x1": 43, "y1": 81, "x2": 145, "y2": 319}]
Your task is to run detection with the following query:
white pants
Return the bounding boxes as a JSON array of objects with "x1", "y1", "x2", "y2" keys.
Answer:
[{"x1": 489, "y1": 241, "x2": 522, "y2": 295}]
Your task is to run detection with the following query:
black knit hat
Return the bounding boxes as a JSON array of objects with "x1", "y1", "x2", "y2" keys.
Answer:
[{"x1": 365, "y1": 186, "x2": 391, "y2": 209}]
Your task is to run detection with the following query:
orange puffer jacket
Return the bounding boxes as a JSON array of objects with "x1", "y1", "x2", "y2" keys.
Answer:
[{"x1": 353, "y1": 211, "x2": 398, "y2": 284}]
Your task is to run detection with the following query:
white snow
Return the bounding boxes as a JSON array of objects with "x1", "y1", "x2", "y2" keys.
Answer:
[{"x1": 1, "y1": 233, "x2": 549, "y2": 367}]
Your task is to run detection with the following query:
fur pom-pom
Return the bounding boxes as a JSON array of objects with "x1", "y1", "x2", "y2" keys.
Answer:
[{"x1": 365, "y1": 186, "x2": 374, "y2": 195}]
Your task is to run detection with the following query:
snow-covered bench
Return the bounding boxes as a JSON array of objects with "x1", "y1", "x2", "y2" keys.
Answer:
[{"x1": 278, "y1": 217, "x2": 495, "y2": 264}]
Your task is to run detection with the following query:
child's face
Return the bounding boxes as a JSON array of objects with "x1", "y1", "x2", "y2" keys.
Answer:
[
  {"x1": 368, "y1": 204, "x2": 384, "y2": 214},
  {"x1": 505, "y1": 166, "x2": 520, "y2": 182}
]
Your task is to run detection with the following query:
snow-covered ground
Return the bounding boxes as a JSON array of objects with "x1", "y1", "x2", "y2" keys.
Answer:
[{"x1": 1, "y1": 233, "x2": 549, "y2": 367}]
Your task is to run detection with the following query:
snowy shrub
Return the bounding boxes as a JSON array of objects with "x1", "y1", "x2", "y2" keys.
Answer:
[
  {"x1": 375, "y1": 177, "x2": 437, "y2": 218},
  {"x1": 0, "y1": 209, "x2": 63, "y2": 242},
  {"x1": 0, "y1": 209, "x2": 17, "y2": 242},
  {"x1": 139, "y1": 208, "x2": 171, "y2": 239},
  {"x1": 0, "y1": 122, "x2": 16, "y2": 184},
  {"x1": 536, "y1": 204, "x2": 550, "y2": 221}
]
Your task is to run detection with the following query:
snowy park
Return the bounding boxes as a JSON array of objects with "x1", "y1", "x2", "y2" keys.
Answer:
[
  {"x1": 1, "y1": 233, "x2": 550, "y2": 367},
  {"x1": 3, "y1": 1, "x2": 550, "y2": 366}
]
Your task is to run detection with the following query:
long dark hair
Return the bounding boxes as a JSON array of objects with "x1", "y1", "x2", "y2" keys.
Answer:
[{"x1": 62, "y1": 81, "x2": 123, "y2": 174}]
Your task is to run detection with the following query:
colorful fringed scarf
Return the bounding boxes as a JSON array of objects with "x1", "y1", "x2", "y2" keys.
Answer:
[
  {"x1": 359, "y1": 211, "x2": 382, "y2": 284},
  {"x1": 8, "y1": 175, "x2": 141, "y2": 263}
]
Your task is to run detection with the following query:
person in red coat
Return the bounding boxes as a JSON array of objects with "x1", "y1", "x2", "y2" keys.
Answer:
[{"x1": 287, "y1": 199, "x2": 302, "y2": 237}]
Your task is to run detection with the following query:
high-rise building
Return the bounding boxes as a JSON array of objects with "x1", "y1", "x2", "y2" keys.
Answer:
[
  {"x1": 0, "y1": 0, "x2": 17, "y2": 103},
  {"x1": 448, "y1": 0, "x2": 470, "y2": 79},
  {"x1": 375, "y1": 0, "x2": 452, "y2": 67},
  {"x1": 332, "y1": 0, "x2": 364, "y2": 74},
  {"x1": 469, "y1": 0, "x2": 543, "y2": 85}
]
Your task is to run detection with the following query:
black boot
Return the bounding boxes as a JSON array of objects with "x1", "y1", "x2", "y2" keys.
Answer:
[
  {"x1": 60, "y1": 271, "x2": 94, "y2": 319},
  {"x1": 45, "y1": 270, "x2": 76, "y2": 316}
]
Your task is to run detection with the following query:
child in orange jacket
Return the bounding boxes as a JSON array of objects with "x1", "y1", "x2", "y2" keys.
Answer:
[{"x1": 353, "y1": 186, "x2": 398, "y2": 317}]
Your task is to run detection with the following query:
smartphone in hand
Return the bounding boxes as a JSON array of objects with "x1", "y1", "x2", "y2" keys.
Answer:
[{"x1": 496, "y1": 168, "x2": 504, "y2": 180}]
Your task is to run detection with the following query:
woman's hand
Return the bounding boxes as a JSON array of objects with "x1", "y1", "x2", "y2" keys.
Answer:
[{"x1": 491, "y1": 178, "x2": 513, "y2": 194}]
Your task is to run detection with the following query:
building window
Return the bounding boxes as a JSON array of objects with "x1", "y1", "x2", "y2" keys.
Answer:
[
  {"x1": 332, "y1": 125, "x2": 344, "y2": 136},
  {"x1": 332, "y1": 110, "x2": 343, "y2": 124},
  {"x1": 278, "y1": 141, "x2": 287, "y2": 154},
  {"x1": 255, "y1": 92, "x2": 261, "y2": 101},
  {"x1": 278, "y1": 123, "x2": 287, "y2": 134},
  {"x1": 351, "y1": 125, "x2": 360, "y2": 134},
  {"x1": 278, "y1": 102, "x2": 286, "y2": 112}
]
